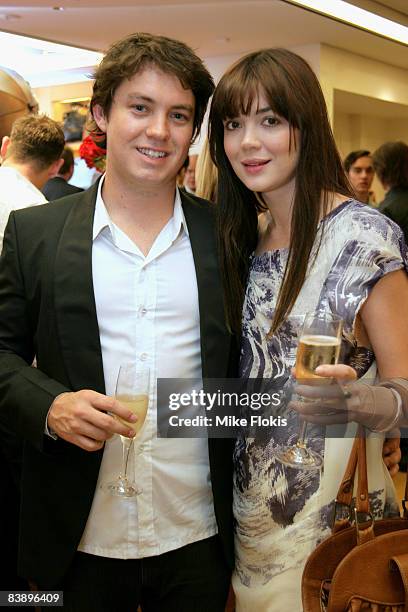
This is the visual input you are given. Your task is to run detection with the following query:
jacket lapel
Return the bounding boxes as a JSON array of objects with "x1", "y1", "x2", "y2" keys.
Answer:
[
  {"x1": 54, "y1": 188, "x2": 233, "y2": 390},
  {"x1": 53, "y1": 183, "x2": 105, "y2": 393},
  {"x1": 180, "y1": 192, "x2": 232, "y2": 379}
]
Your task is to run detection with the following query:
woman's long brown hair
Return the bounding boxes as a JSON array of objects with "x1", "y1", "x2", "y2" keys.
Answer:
[{"x1": 209, "y1": 48, "x2": 352, "y2": 337}]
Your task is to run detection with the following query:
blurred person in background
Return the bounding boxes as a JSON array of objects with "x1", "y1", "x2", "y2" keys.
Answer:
[
  {"x1": 373, "y1": 141, "x2": 408, "y2": 243},
  {"x1": 195, "y1": 139, "x2": 218, "y2": 202},
  {"x1": 176, "y1": 154, "x2": 189, "y2": 189},
  {"x1": 42, "y1": 146, "x2": 83, "y2": 200},
  {"x1": 183, "y1": 152, "x2": 198, "y2": 193},
  {"x1": 0, "y1": 113, "x2": 65, "y2": 250},
  {"x1": 344, "y1": 149, "x2": 376, "y2": 205}
]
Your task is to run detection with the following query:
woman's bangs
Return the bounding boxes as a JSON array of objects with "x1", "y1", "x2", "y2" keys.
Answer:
[
  {"x1": 215, "y1": 61, "x2": 293, "y2": 124},
  {"x1": 215, "y1": 68, "x2": 262, "y2": 121}
]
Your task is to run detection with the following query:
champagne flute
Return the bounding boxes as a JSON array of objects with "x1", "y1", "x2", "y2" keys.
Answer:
[
  {"x1": 107, "y1": 362, "x2": 150, "y2": 497},
  {"x1": 275, "y1": 311, "x2": 343, "y2": 470}
]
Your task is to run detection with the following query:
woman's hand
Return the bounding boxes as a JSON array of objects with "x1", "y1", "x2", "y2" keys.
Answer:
[
  {"x1": 291, "y1": 364, "x2": 402, "y2": 474},
  {"x1": 290, "y1": 364, "x2": 357, "y2": 425}
]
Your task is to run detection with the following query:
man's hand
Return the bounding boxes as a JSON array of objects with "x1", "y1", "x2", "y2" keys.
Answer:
[
  {"x1": 382, "y1": 437, "x2": 401, "y2": 477},
  {"x1": 47, "y1": 390, "x2": 137, "y2": 451}
]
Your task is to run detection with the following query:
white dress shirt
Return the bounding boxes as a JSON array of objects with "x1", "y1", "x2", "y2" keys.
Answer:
[
  {"x1": 78, "y1": 179, "x2": 217, "y2": 558},
  {"x1": 0, "y1": 166, "x2": 47, "y2": 252}
]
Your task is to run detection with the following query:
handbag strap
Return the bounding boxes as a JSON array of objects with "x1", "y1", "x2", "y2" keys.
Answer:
[
  {"x1": 354, "y1": 432, "x2": 375, "y2": 545},
  {"x1": 333, "y1": 429, "x2": 408, "y2": 534},
  {"x1": 355, "y1": 433, "x2": 369, "y2": 515},
  {"x1": 332, "y1": 438, "x2": 359, "y2": 533},
  {"x1": 403, "y1": 469, "x2": 408, "y2": 519},
  {"x1": 333, "y1": 429, "x2": 374, "y2": 543}
]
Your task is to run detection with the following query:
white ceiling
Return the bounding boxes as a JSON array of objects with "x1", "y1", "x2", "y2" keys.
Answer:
[{"x1": 0, "y1": 0, "x2": 406, "y2": 67}]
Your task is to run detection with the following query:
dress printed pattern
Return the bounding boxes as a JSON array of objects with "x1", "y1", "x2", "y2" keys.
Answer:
[{"x1": 233, "y1": 201, "x2": 408, "y2": 611}]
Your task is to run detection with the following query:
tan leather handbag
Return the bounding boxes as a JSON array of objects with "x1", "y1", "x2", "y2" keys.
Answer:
[{"x1": 302, "y1": 433, "x2": 408, "y2": 611}]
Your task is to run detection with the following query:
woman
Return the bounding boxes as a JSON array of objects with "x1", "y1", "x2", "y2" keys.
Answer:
[{"x1": 209, "y1": 48, "x2": 408, "y2": 611}]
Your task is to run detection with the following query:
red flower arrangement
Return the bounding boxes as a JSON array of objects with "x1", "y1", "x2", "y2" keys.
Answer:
[{"x1": 79, "y1": 135, "x2": 106, "y2": 173}]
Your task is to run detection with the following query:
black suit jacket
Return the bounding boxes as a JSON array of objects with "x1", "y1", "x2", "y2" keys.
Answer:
[
  {"x1": 42, "y1": 176, "x2": 83, "y2": 201},
  {"x1": 379, "y1": 186, "x2": 408, "y2": 244},
  {"x1": 0, "y1": 183, "x2": 237, "y2": 586}
]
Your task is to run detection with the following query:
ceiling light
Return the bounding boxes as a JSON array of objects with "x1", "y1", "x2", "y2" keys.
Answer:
[
  {"x1": 60, "y1": 96, "x2": 91, "y2": 104},
  {"x1": 0, "y1": 31, "x2": 103, "y2": 87},
  {"x1": 283, "y1": 0, "x2": 408, "y2": 46}
]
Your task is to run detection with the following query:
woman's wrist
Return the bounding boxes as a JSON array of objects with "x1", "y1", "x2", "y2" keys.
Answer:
[{"x1": 343, "y1": 382, "x2": 401, "y2": 432}]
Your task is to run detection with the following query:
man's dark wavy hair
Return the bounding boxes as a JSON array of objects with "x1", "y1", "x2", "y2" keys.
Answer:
[
  {"x1": 343, "y1": 149, "x2": 371, "y2": 173},
  {"x1": 373, "y1": 141, "x2": 408, "y2": 189},
  {"x1": 88, "y1": 32, "x2": 214, "y2": 148}
]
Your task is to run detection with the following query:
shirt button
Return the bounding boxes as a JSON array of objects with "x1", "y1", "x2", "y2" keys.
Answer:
[
  {"x1": 140, "y1": 307, "x2": 147, "y2": 316},
  {"x1": 140, "y1": 353, "x2": 148, "y2": 361}
]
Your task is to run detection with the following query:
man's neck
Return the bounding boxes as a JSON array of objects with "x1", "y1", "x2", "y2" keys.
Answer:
[
  {"x1": 2, "y1": 159, "x2": 45, "y2": 191},
  {"x1": 101, "y1": 173, "x2": 177, "y2": 256},
  {"x1": 356, "y1": 190, "x2": 369, "y2": 204}
]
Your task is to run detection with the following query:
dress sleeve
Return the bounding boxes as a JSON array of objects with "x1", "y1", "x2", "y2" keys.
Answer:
[{"x1": 323, "y1": 212, "x2": 408, "y2": 341}]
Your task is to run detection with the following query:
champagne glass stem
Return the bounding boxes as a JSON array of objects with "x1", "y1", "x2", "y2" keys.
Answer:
[
  {"x1": 121, "y1": 439, "x2": 133, "y2": 479},
  {"x1": 296, "y1": 421, "x2": 308, "y2": 448}
]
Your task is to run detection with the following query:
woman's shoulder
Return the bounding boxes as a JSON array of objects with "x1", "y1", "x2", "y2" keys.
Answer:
[{"x1": 325, "y1": 198, "x2": 405, "y2": 247}]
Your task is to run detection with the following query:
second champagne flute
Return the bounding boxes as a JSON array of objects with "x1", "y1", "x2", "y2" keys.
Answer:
[{"x1": 107, "y1": 362, "x2": 150, "y2": 497}]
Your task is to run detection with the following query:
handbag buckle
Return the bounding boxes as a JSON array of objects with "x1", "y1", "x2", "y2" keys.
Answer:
[{"x1": 353, "y1": 506, "x2": 374, "y2": 543}]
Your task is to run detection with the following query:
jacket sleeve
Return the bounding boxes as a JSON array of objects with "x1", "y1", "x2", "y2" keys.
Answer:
[{"x1": 0, "y1": 212, "x2": 69, "y2": 452}]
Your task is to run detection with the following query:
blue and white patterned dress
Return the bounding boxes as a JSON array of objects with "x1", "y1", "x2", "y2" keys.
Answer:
[{"x1": 232, "y1": 200, "x2": 408, "y2": 611}]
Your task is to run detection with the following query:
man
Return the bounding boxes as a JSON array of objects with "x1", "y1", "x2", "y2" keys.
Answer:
[
  {"x1": 42, "y1": 146, "x2": 83, "y2": 200},
  {"x1": 344, "y1": 149, "x2": 376, "y2": 204},
  {"x1": 0, "y1": 33, "x2": 234, "y2": 611},
  {"x1": 373, "y1": 141, "x2": 408, "y2": 244},
  {"x1": 183, "y1": 152, "x2": 198, "y2": 193},
  {"x1": 0, "y1": 113, "x2": 65, "y2": 249}
]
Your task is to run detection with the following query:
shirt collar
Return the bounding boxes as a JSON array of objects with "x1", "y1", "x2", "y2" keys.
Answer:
[
  {"x1": 93, "y1": 175, "x2": 110, "y2": 240},
  {"x1": 0, "y1": 166, "x2": 47, "y2": 202},
  {"x1": 92, "y1": 176, "x2": 189, "y2": 241},
  {"x1": 173, "y1": 187, "x2": 190, "y2": 239}
]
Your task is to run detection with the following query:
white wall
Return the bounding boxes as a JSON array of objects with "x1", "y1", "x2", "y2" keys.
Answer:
[
  {"x1": 320, "y1": 44, "x2": 408, "y2": 122},
  {"x1": 33, "y1": 80, "x2": 93, "y2": 117}
]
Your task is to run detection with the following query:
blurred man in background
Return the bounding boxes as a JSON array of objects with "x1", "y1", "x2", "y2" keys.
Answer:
[
  {"x1": 183, "y1": 153, "x2": 198, "y2": 193},
  {"x1": 0, "y1": 113, "x2": 65, "y2": 250},
  {"x1": 373, "y1": 141, "x2": 408, "y2": 244},
  {"x1": 344, "y1": 149, "x2": 376, "y2": 204},
  {"x1": 42, "y1": 146, "x2": 83, "y2": 200}
]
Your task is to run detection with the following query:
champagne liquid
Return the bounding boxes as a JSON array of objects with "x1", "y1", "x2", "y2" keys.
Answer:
[
  {"x1": 296, "y1": 335, "x2": 341, "y2": 382},
  {"x1": 116, "y1": 394, "x2": 149, "y2": 437}
]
